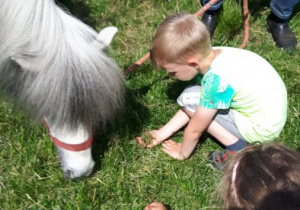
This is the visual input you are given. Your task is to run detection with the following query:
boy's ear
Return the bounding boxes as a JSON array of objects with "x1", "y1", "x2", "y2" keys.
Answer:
[{"x1": 187, "y1": 56, "x2": 200, "y2": 69}]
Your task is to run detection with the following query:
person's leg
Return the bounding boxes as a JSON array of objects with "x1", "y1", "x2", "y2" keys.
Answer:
[
  {"x1": 178, "y1": 85, "x2": 246, "y2": 150},
  {"x1": 267, "y1": 0, "x2": 299, "y2": 51},
  {"x1": 183, "y1": 108, "x2": 247, "y2": 170},
  {"x1": 183, "y1": 109, "x2": 242, "y2": 147},
  {"x1": 270, "y1": 0, "x2": 299, "y2": 19},
  {"x1": 202, "y1": 0, "x2": 223, "y2": 11},
  {"x1": 177, "y1": 84, "x2": 202, "y2": 113},
  {"x1": 206, "y1": 109, "x2": 248, "y2": 170},
  {"x1": 177, "y1": 85, "x2": 247, "y2": 169},
  {"x1": 208, "y1": 109, "x2": 247, "y2": 150},
  {"x1": 207, "y1": 121, "x2": 239, "y2": 147},
  {"x1": 200, "y1": 0, "x2": 223, "y2": 38}
]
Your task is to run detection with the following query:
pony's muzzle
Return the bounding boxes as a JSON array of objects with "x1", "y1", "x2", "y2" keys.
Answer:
[
  {"x1": 43, "y1": 120, "x2": 95, "y2": 179},
  {"x1": 62, "y1": 160, "x2": 95, "y2": 179},
  {"x1": 57, "y1": 147, "x2": 95, "y2": 179}
]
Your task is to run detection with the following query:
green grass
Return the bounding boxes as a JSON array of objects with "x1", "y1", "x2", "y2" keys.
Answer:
[{"x1": 1, "y1": 0, "x2": 300, "y2": 209}]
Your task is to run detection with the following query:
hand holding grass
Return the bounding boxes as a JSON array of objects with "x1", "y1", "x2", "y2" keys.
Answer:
[
  {"x1": 137, "y1": 130, "x2": 164, "y2": 148},
  {"x1": 137, "y1": 132, "x2": 186, "y2": 160},
  {"x1": 137, "y1": 109, "x2": 192, "y2": 160}
]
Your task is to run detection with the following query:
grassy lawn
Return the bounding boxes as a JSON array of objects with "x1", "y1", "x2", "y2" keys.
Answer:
[{"x1": 0, "y1": 0, "x2": 299, "y2": 209}]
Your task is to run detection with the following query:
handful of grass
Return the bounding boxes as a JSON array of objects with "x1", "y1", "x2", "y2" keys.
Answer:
[{"x1": 140, "y1": 132, "x2": 152, "y2": 145}]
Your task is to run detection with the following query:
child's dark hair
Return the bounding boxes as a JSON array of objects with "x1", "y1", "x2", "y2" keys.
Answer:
[{"x1": 221, "y1": 142, "x2": 300, "y2": 210}]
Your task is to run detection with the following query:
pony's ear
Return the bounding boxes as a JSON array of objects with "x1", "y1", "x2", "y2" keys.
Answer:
[
  {"x1": 97, "y1": 26, "x2": 118, "y2": 48},
  {"x1": 11, "y1": 56, "x2": 39, "y2": 72}
]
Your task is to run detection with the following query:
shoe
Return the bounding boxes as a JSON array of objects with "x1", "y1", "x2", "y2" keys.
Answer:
[
  {"x1": 208, "y1": 149, "x2": 236, "y2": 170},
  {"x1": 267, "y1": 14, "x2": 297, "y2": 52},
  {"x1": 201, "y1": 9, "x2": 220, "y2": 38}
]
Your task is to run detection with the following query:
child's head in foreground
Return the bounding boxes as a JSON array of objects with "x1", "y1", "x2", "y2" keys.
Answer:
[
  {"x1": 145, "y1": 143, "x2": 300, "y2": 210},
  {"x1": 150, "y1": 12, "x2": 211, "y2": 80},
  {"x1": 221, "y1": 142, "x2": 300, "y2": 210}
]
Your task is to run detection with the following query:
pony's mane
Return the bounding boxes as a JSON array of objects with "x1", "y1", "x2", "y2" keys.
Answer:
[{"x1": 0, "y1": 0, "x2": 124, "y2": 132}]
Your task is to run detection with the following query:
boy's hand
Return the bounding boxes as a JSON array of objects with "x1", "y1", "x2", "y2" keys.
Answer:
[
  {"x1": 137, "y1": 130, "x2": 163, "y2": 148},
  {"x1": 161, "y1": 140, "x2": 186, "y2": 160}
]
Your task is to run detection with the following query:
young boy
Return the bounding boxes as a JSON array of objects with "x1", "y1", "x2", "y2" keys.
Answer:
[{"x1": 137, "y1": 13, "x2": 287, "y2": 170}]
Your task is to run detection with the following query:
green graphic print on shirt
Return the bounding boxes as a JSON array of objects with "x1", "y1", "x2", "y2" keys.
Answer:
[{"x1": 199, "y1": 71, "x2": 235, "y2": 109}]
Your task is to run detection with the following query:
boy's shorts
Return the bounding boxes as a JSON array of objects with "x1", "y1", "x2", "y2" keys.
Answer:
[{"x1": 177, "y1": 85, "x2": 245, "y2": 141}]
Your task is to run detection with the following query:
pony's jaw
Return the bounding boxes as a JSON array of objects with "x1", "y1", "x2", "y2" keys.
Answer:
[{"x1": 57, "y1": 147, "x2": 95, "y2": 179}]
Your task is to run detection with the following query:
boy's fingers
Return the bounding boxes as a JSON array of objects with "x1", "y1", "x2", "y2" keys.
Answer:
[
  {"x1": 162, "y1": 140, "x2": 176, "y2": 148},
  {"x1": 136, "y1": 137, "x2": 146, "y2": 147},
  {"x1": 165, "y1": 139, "x2": 176, "y2": 144},
  {"x1": 146, "y1": 139, "x2": 158, "y2": 148},
  {"x1": 162, "y1": 142, "x2": 171, "y2": 150},
  {"x1": 137, "y1": 137, "x2": 157, "y2": 148},
  {"x1": 161, "y1": 147, "x2": 170, "y2": 155},
  {"x1": 146, "y1": 143, "x2": 155, "y2": 148},
  {"x1": 149, "y1": 131, "x2": 157, "y2": 138},
  {"x1": 161, "y1": 148, "x2": 177, "y2": 159}
]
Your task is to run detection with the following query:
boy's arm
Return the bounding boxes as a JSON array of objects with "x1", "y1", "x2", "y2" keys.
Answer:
[
  {"x1": 137, "y1": 108, "x2": 190, "y2": 148},
  {"x1": 180, "y1": 106, "x2": 217, "y2": 158},
  {"x1": 162, "y1": 106, "x2": 217, "y2": 159},
  {"x1": 158, "y1": 108, "x2": 190, "y2": 140}
]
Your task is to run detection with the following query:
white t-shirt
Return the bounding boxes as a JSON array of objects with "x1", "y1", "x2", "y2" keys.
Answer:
[{"x1": 198, "y1": 47, "x2": 287, "y2": 142}]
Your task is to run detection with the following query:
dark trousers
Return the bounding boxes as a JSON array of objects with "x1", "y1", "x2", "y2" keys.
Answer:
[{"x1": 201, "y1": 0, "x2": 299, "y2": 19}]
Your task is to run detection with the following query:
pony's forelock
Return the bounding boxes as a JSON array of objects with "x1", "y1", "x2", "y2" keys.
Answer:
[{"x1": 0, "y1": 0, "x2": 124, "y2": 132}]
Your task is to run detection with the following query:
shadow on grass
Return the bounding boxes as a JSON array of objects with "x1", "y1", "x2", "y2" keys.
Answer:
[
  {"x1": 165, "y1": 80, "x2": 193, "y2": 101},
  {"x1": 92, "y1": 85, "x2": 151, "y2": 171},
  {"x1": 293, "y1": 2, "x2": 300, "y2": 17},
  {"x1": 243, "y1": 0, "x2": 269, "y2": 21},
  {"x1": 55, "y1": 0, "x2": 96, "y2": 27}
]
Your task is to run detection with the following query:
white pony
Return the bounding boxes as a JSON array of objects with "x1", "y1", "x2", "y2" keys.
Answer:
[{"x1": 0, "y1": 0, "x2": 124, "y2": 179}]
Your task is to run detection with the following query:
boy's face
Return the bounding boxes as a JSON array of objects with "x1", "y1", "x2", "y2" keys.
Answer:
[{"x1": 163, "y1": 63, "x2": 198, "y2": 81}]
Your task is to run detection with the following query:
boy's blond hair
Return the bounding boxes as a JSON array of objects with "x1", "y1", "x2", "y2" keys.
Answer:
[{"x1": 150, "y1": 12, "x2": 211, "y2": 68}]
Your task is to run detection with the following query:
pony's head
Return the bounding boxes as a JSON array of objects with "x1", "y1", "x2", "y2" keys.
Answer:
[
  {"x1": 44, "y1": 120, "x2": 95, "y2": 179},
  {"x1": 41, "y1": 26, "x2": 121, "y2": 179},
  {"x1": 0, "y1": 0, "x2": 124, "y2": 179}
]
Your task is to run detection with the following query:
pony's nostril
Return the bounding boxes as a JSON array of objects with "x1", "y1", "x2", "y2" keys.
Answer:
[{"x1": 63, "y1": 170, "x2": 74, "y2": 179}]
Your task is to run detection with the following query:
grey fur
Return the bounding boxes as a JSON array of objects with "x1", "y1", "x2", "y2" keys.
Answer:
[{"x1": 0, "y1": 0, "x2": 124, "y2": 132}]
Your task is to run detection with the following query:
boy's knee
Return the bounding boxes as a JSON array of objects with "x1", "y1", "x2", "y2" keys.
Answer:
[{"x1": 177, "y1": 85, "x2": 201, "y2": 112}]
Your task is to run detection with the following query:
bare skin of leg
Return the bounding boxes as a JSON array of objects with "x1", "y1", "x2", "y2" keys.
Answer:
[{"x1": 182, "y1": 108, "x2": 239, "y2": 146}]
